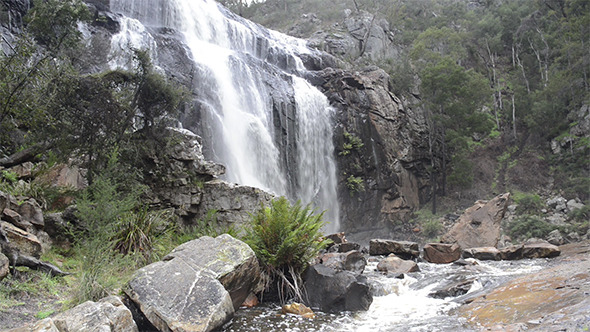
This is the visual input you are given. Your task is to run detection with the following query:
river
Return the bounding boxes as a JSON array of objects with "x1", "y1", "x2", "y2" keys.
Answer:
[{"x1": 224, "y1": 258, "x2": 546, "y2": 331}]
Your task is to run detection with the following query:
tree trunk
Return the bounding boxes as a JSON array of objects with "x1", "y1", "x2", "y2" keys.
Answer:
[{"x1": 512, "y1": 93, "x2": 517, "y2": 140}]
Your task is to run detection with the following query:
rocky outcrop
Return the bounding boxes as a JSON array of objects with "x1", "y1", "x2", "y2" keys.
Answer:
[
  {"x1": 10, "y1": 296, "x2": 137, "y2": 332},
  {"x1": 304, "y1": 264, "x2": 372, "y2": 312},
  {"x1": 124, "y1": 234, "x2": 261, "y2": 332},
  {"x1": 429, "y1": 277, "x2": 475, "y2": 299},
  {"x1": 376, "y1": 255, "x2": 420, "y2": 274},
  {"x1": 441, "y1": 193, "x2": 510, "y2": 249},
  {"x1": 0, "y1": 221, "x2": 42, "y2": 259},
  {"x1": 369, "y1": 239, "x2": 420, "y2": 259},
  {"x1": 423, "y1": 243, "x2": 462, "y2": 264},
  {"x1": 315, "y1": 67, "x2": 429, "y2": 242},
  {"x1": 522, "y1": 241, "x2": 560, "y2": 259}
]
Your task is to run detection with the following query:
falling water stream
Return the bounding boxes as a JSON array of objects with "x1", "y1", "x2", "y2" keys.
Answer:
[{"x1": 109, "y1": 0, "x2": 340, "y2": 231}]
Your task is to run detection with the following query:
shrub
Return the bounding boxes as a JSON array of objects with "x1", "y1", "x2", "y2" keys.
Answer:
[
  {"x1": 422, "y1": 218, "x2": 443, "y2": 239},
  {"x1": 506, "y1": 215, "x2": 557, "y2": 241},
  {"x1": 243, "y1": 197, "x2": 330, "y2": 303},
  {"x1": 346, "y1": 175, "x2": 365, "y2": 195},
  {"x1": 512, "y1": 191, "x2": 543, "y2": 214}
]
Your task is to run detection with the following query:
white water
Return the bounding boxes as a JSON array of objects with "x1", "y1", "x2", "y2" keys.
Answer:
[
  {"x1": 226, "y1": 258, "x2": 547, "y2": 331},
  {"x1": 109, "y1": 0, "x2": 340, "y2": 230}
]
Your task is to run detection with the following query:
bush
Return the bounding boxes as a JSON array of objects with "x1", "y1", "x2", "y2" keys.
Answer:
[
  {"x1": 512, "y1": 191, "x2": 543, "y2": 214},
  {"x1": 506, "y1": 215, "x2": 557, "y2": 241},
  {"x1": 422, "y1": 218, "x2": 443, "y2": 239},
  {"x1": 243, "y1": 197, "x2": 330, "y2": 303}
]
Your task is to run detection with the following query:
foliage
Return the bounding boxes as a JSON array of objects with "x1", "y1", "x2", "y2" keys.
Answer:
[
  {"x1": 512, "y1": 191, "x2": 543, "y2": 215},
  {"x1": 243, "y1": 197, "x2": 330, "y2": 302},
  {"x1": 411, "y1": 207, "x2": 444, "y2": 239},
  {"x1": 339, "y1": 131, "x2": 364, "y2": 156},
  {"x1": 506, "y1": 215, "x2": 557, "y2": 241},
  {"x1": 346, "y1": 175, "x2": 365, "y2": 195}
]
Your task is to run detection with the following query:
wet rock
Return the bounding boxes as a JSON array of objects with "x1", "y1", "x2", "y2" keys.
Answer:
[
  {"x1": 369, "y1": 239, "x2": 419, "y2": 259},
  {"x1": 320, "y1": 250, "x2": 366, "y2": 274},
  {"x1": 423, "y1": 243, "x2": 462, "y2": 264},
  {"x1": 546, "y1": 229, "x2": 565, "y2": 246},
  {"x1": 429, "y1": 277, "x2": 476, "y2": 299},
  {"x1": 304, "y1": 264, "x2": 372, "y2": 312},
  {"x1": 125, "y1": 234, "x2": 261, "y2": 332},
  {"x1": 462, "y1": 247, "x2": 501, "y2": 261},
  {"x1": 16, "y1": 296, "x2": 137, "y2": 332},
  {"x1": 441, "y1": 193, "x2": 510, "y2": 249},
  {"x1": 331, "y1": 242, "x2": 361, "y2": 253},
  {"x1": 0, "y1": 252, "x2": 8, "y2": 281},
  {"x1": 499, "y1": 245, "x2": 525, "y2": 260},
  {"x1": 241, "y1": 293, "x2": 258, "y2": 308},
  {"x1": 281, "y1": 303, "x2": 315, "y2": 319},
  {"x1": 522, "y1": 242, "x2": 560, "y2": 258},
  {"x1": 0, "y1": 221, "x2": 42, "y2": 259},
  {"x1": 376, "y1": 254, "x2": 420, "y2": 274},
  {"x1": 325, "y1": 232, "x2": 346, "y2": 245}
]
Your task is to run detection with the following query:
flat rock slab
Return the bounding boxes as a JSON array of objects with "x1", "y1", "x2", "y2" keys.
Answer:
[
  {"x1": 1, "y1": 221, "x2": 42, "y2": 258},
  {"x1": 460, "y1": 242, "x2": 590, "y2": 330},
  {"x1": 125, "y1": 234, "x2": 260, "y2": 332},
  {"x1": 462, "y1": 247, "x2": 502, "y2": 261}
]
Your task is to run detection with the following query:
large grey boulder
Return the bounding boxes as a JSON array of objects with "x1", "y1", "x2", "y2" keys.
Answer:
[
  {"x1": 369, "y1": 239, "x2": 419, "y2": 259},
  {"x1": 9, "y1": 296, "x2": 137, "y2": 332},
  {"x1": 319, "y1": 250, "x2": 367, "y2": 274},
  {"x1": 441, "y1": 193, "x2": 510, "y2": 249},
  {"x1": 304, "y1": 264, "x2": 372, "y2": 312},
  {"x1": 376, "y1": 255, "x2": 420, "y2": 274},
  {"x1": 125, "y1": 234, "x2": 261, "y2": 332}
]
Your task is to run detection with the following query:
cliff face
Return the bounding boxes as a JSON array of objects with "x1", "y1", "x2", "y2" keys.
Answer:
[
  {"x1": 312, "y1": 67, "x2": 430, "y2": 241},
  {"x1": 2, "y1": 0, "x2": 432, "y2": 239}
]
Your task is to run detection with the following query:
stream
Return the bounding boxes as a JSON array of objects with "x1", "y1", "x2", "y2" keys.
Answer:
[{"x1": 224, "y1": 258, "x2": 547, "y2": 331}]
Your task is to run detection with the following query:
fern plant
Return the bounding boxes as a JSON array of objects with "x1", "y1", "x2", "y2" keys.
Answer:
[{"x1": 243, "y1": 197, "x2": 330, "y2": 303}]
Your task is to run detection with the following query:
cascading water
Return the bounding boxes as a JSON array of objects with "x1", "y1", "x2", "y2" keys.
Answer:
[{"x1": 109, "y1": 0, "x2": 340, "y2": 231}]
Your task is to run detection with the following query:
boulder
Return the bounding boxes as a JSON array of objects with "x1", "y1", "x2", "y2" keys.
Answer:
[
  {"x1": 0, "y1": 252, "x2": 8, "y2": 281},
  {"x1": 423, "y1": 243, "x2": 462, "y2": 264},
  {"x1": 546, "y1": 229, "x2": 565, "y2": 246},
  {"x1": 9, "y1": 162, "x2": 33, "y2": 179},
  {"x1": 281, "y1": 303, "x2": 315, "y2": 319},
  {"x1": 462, "y1": 247, "x2": 502, "y2": 261},
  {"x1": 15, "y1": 296, "x2": 137, "y2": 332},
  {"x1": 3, "y1": 208, "x2": 34, "y2": 232},
  {"x1": 566, "y1": 199, "x2": 584, "y2": 212},
  {"x1": 369, "y1": 239, "x2": 419, "y2": 259},
  {"x1": 14, "y1": 199, "x2": 44, "y2": 229},
  {"x1": 43, "y1": 212, "x2": 73, "y2": 244},
  {"x1": 320, "y1": 250, "x2": 366, "y2": 274},
  {"x1": 33, "y1": 163, "x2": 87, "y2": 191},
  {"x1": 522, "y1": 242, "x2": 560, "y2": 259},
  {"x1": 429, "y1": 277, "x2": 476, "y2": 299},
  {"x1": 125, "y1": 234, "x2": 261, "y2": 332},
  {"x1": 325, "y1": 232, "x2": 347, "y2": 245},
  {"x1": 441, "y1": 193, "x2": 510, "y2": 249},
  {"x1": 304, "y1": 264, "x2": 372, "y2": 312},
  {"x1": 499, "y1": 245, "x2": 525, "y2": 260},
  {"x1": 329, "y1": 242, "x2": 361, "y2": 253},
  {"x1": 0, "y1": 221, "x2": 42, "y2": 258},
  {"x1": 376, "y1": 255, "x2": 420, "y2": 274}
]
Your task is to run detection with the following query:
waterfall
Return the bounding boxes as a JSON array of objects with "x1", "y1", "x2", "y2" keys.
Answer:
[{"x1": 109, "y1": 0, "x2": 340, "y2": 231}]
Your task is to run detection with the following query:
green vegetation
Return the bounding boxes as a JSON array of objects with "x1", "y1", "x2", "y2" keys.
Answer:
[
  {"x1": 506, "y1": 215, "x2": 558, "y2": 242},
  {"x1": 243, "y1": 197, "x2": 330, "y2": 303},
  {"x1": 411, "y1": 207, "x2": 444, "y2": 240},
  {"x1": 346, "y1": 175, "x2": 365, "y2": 196},
  {"x1": 512, "y1": 191, "x2": 543, "y2": 215},
  {"x1": 339, "y1": 131, "x2": 364, "y2": 156}
]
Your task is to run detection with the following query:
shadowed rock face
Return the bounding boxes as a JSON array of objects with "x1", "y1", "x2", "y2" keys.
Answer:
[
  {"x1": 315, "y1": 68, "x2": 430, "y2": 242},
  {"x1": 441, "y1": 193, "x2": 510, "y2": 249}
]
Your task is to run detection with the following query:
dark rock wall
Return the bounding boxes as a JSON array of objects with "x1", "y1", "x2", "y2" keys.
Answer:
[{"x1": 314, "y1": 67, "x2": 430, "y2": 242}]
